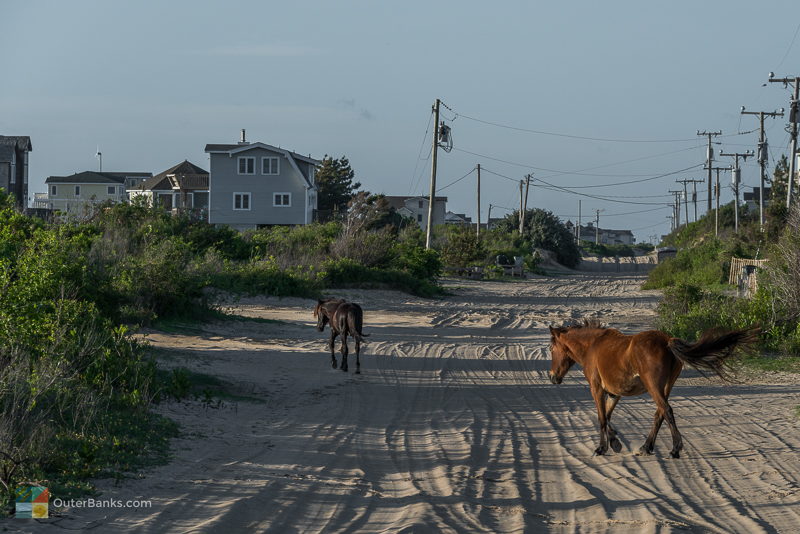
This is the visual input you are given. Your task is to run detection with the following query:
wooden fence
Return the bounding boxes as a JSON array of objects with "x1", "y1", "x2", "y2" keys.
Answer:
[{"x1": 728, "y1": 257, "x2": 768, "y2": 298}]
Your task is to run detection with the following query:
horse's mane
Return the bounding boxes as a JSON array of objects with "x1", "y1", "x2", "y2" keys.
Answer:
[{"x1": 559, "y1": 318, "x2": 609, "y2": 330}]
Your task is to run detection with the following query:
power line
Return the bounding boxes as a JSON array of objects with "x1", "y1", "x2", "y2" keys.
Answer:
[
  {"x1": 450, "y1": 109, "x2": 760, "y2": 143},
  {"x1": 775, "y1": 21, "x2": 800, "y2": 70},
  {"x1": 409, "y1": 110, "x2": 434, "y2": 194},
  {"x1": 437, "y1": 167, "x2": 476, "y2": 192},
  {"x1": 480, "y1": 163, "x2": 704, "y2": 189},
  {"x1": 453, "y1": 144, "x2": 705, "y2": 180}
]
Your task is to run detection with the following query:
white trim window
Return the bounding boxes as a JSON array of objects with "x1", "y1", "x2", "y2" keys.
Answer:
[
  {"x1": 233, "y1": 192, "x2": 251, "y2": 210},
  {"x1": 262, "y1": 157, "x2": 279, "y2": 175},
  {"x1": 238, "y1": 157, "x2": 255, "y2": 175},
  {"x1": 50, "y1": 185, "x2": 57, "y2": 196},
  {"x1": 273, "y1": 192, "x2": 291, "y2": 207},
  {"x1": 74, "y1": 185, "x2": 81, "y2": 196}
]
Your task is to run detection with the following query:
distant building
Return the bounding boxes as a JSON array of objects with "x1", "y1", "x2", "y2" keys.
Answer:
[
  {"x1": 204, "y1": 130, "x2": 320, "y2": 230},
  {"x1": 385, "y1": 195, "x2": 447, "y2": 231},
  {"x1": 743, "y1": 186, "x2": 770, "y2": 213},
  {"x1": 567, "y1": 221, "x2": 635, "y2": 245},
  {"x1": 129, "y1": 160, "x2": 209, "y2": 220},
  {"x1": 0, "y1": 135, "x2": 32, "y2": 210},
  {"x1": 41, "y1": 170, "x2": 152, "y2": 217},
  {"x1": 444, "y1": 211, "x2": 472, "y2": 225}
]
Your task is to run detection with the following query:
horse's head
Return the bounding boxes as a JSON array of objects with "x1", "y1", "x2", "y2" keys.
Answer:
[{"x1": 548, "y1": 325, "x2": 576, "y2": 385}]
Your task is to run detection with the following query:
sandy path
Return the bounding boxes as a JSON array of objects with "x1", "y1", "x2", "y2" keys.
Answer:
[{"x1": 18, "y1": 274, "x2": 800, "y2": 533}]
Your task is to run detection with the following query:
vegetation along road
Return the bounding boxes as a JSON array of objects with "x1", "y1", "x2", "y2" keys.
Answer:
[{"x1": 25, "y1": 274, "x2": 800, "y2": 533}]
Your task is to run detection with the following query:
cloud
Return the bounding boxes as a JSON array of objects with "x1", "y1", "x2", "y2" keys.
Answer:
[
  {"x1": 206, "y1": 44, "x2": 320, "y2": 57},
  {"x1": 338, "y1": 98, "x2": 374, "y2": 121}
]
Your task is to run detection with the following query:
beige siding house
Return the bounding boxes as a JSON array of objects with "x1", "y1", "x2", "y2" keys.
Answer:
[
  {"x1": 385, "y1": 196, "x2": 447, "y2": 231},
  {"x1": 43, "y1": 171, "x2": 151, "y2": 218}
]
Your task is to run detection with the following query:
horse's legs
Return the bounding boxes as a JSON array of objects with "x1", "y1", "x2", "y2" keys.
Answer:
[
  {"x1": 605, "y1": 394, "x2": 622, "y2": 453},
  {"x1": 340, "y1": 335, "x2": 349, "y2": 372},
  {"x1": 354, "y1": 337, "x2": 361, "y2": 374},
  {"x1": 590, "y1": 383, "x2": 610, "y2": 455},
  {"x1": 329, "y1": 330, "x2": 338, "y2": 369},
  {"x1": 639, "y1": 363, "x2": 683, "y2": 457},
  {"x1": 637, "y1": 412, "x2": 664, "y2": 456}
]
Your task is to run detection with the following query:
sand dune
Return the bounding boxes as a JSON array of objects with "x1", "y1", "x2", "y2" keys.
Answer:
[{"x1": 25, "y1": 274, "x2": 800, "y2": 533}]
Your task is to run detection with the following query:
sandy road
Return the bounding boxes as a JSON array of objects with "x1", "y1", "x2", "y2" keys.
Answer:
[{"x1": 19, "y1": 273, "x2": 800, "y2": 533}]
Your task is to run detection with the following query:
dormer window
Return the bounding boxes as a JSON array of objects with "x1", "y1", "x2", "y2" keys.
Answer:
[
  {"x1": 262, "y1": 157, "x2": 279, "y2": 175},
  {"x1": 238, "y1": 157, "x2": 255, "y2": 175}
]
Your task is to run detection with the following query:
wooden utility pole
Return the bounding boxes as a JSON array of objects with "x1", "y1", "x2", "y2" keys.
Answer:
[
  {"x1": 518, "y1": 180, "x2": 524, "y2": 233},
  {"x1": 740, "y1": 107, "x2": 783, "y2": 229},
  {"x1": 698, "y1": 130, "x2": 722, "y2": 211},
  {"x1": 522, "y1": 173, "x2": 532, "y2": 225},
  {"x1": 676, "y1": 179, "x2": 692, "y2": 226},
  {"x1": 487, "y1": 203, "x2": 493, "y2": 230},
  {"x1": 720, "y1": 150, "x2": 753, "y2": 234},
  {"x1": 594, "y1": 209, "x2": 602, "y2": 244},
  {"x1": 669, "y1": 190, "x2": 683, "y2": 228},
  {"x1": 476, "y1": 163, "x2": 481, "y2": 238},
  {"x1": 768, "y1": 73, "x2": 800, "y2": 209},
  {"x1": 425, "y1": 99, "x2": 441, "y2": 249},
  {"x1": 706, "y1": 166, "x2": 727, "y2": 237},
  {"x1": 689, "y1": 179, "x2": 703, "y2": 222},
  {"x1": 577, "y1": 200, "x2": 582, "y2": 242}
]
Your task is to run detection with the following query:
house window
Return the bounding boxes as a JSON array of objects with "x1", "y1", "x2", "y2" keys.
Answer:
[
  {"x1": 417, "y1": 213, "x2": 423, "y2": 222},
  {"x1": 51, "y1": 185, "x2": 57, "y2": 196},
  {"x1": 234, "y1": 192, "x2": 251, "y2": 210},
  {"x1": 273, "y1": 193, "x2": 291, "y2": 207},
  {"x1": 238, "y1": 157, "x2": 255, "y2": 175},
  {"x1": 108, "y1": 186, "x2": 116, "y2": 195},
  {"x1": 418, "y1": 200, "x2": 423, "y2": 208},
  {"x1": 74, "y1": 186, "x2": 81, "y2": 196},
  {"x1": 262, "y1": 157, "x2": 279, "y2": 175}
]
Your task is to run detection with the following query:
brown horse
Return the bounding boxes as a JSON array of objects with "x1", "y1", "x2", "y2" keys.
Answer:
[
  {"x1": 331, "y1": 302, "x2": 368, "y2": 374},
  {"x1": 548, "y1": 319, "x2": 757, "y2": 458},
  {"x1": 313, "y1": 298, "x2": 347, "y2": 368}
]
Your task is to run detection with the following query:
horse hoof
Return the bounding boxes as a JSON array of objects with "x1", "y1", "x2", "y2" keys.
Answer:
[
  {"x1": 670, "y1": 450, "x2": 681, "y2": 459},
  {"x1": 331, "y1": 362, "x2": 338, "y2": 369},
  {"x1": 635, "y1": 446, "x2": 653, "y2": 456},
  {"x1": 355, "y1": 370, "x2": 361, "y2": 375},
  {"x1": 593, "y1": 447, "x2": 607, "y2": 456},
  {"x1": 610, "y1": 438, "x2": 622, "y2": 453}
]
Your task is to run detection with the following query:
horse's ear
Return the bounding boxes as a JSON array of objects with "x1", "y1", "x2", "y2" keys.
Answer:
[{"x1": 549, "y1": 325, "x2": 565, "y2": 339}]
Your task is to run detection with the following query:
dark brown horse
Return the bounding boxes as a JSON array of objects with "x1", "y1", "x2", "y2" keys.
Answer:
[
  {"x1": 331, "y1": 302, "x2": 368, "y2": 374},
  {"x1": 313, "y1": 298, "x2": 347, "y2": 368},
  {"x1": 548, "y1": 319, "x2": 757, "y2": 458}
]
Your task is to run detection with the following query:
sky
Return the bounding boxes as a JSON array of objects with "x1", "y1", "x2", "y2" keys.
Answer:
[{"x1": 2, "y1": 1, "x2": 799, "y2": 242}]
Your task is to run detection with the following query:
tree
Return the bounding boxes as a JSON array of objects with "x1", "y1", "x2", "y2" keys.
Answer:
[
  {"x1": 496, "y1": 208, "x2": 580, "y2": 267},
  {"x1": 316, "y1": 156, "x2": 361, "y2": 213}
]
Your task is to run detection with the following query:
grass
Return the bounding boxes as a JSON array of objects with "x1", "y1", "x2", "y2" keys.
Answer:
[
  {"x1": 31, "y1": 410, "x2": 180, "y2": 505},
  {"x1": 735, "y1": 353, "x2": 800, "y2": 374},
  {"x1": 156, "y1": 367, "x2": 265, "y2": 405}
]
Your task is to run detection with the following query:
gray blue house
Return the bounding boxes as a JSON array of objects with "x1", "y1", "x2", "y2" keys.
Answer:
[
  {"x1": 0, "y1": 135, "x2": 32, "y2": 210},
  {"x1": 204, "y1": 131, "x2": 320, "y2": 230}
]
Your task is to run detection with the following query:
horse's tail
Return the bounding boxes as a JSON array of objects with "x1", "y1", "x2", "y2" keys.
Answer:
[
  {"x1": 669, "y1": 327, "x2": 759, "y2": 380},
  {"x1": 350, "y1": 306, "x2": 368, "y2": 342}
]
